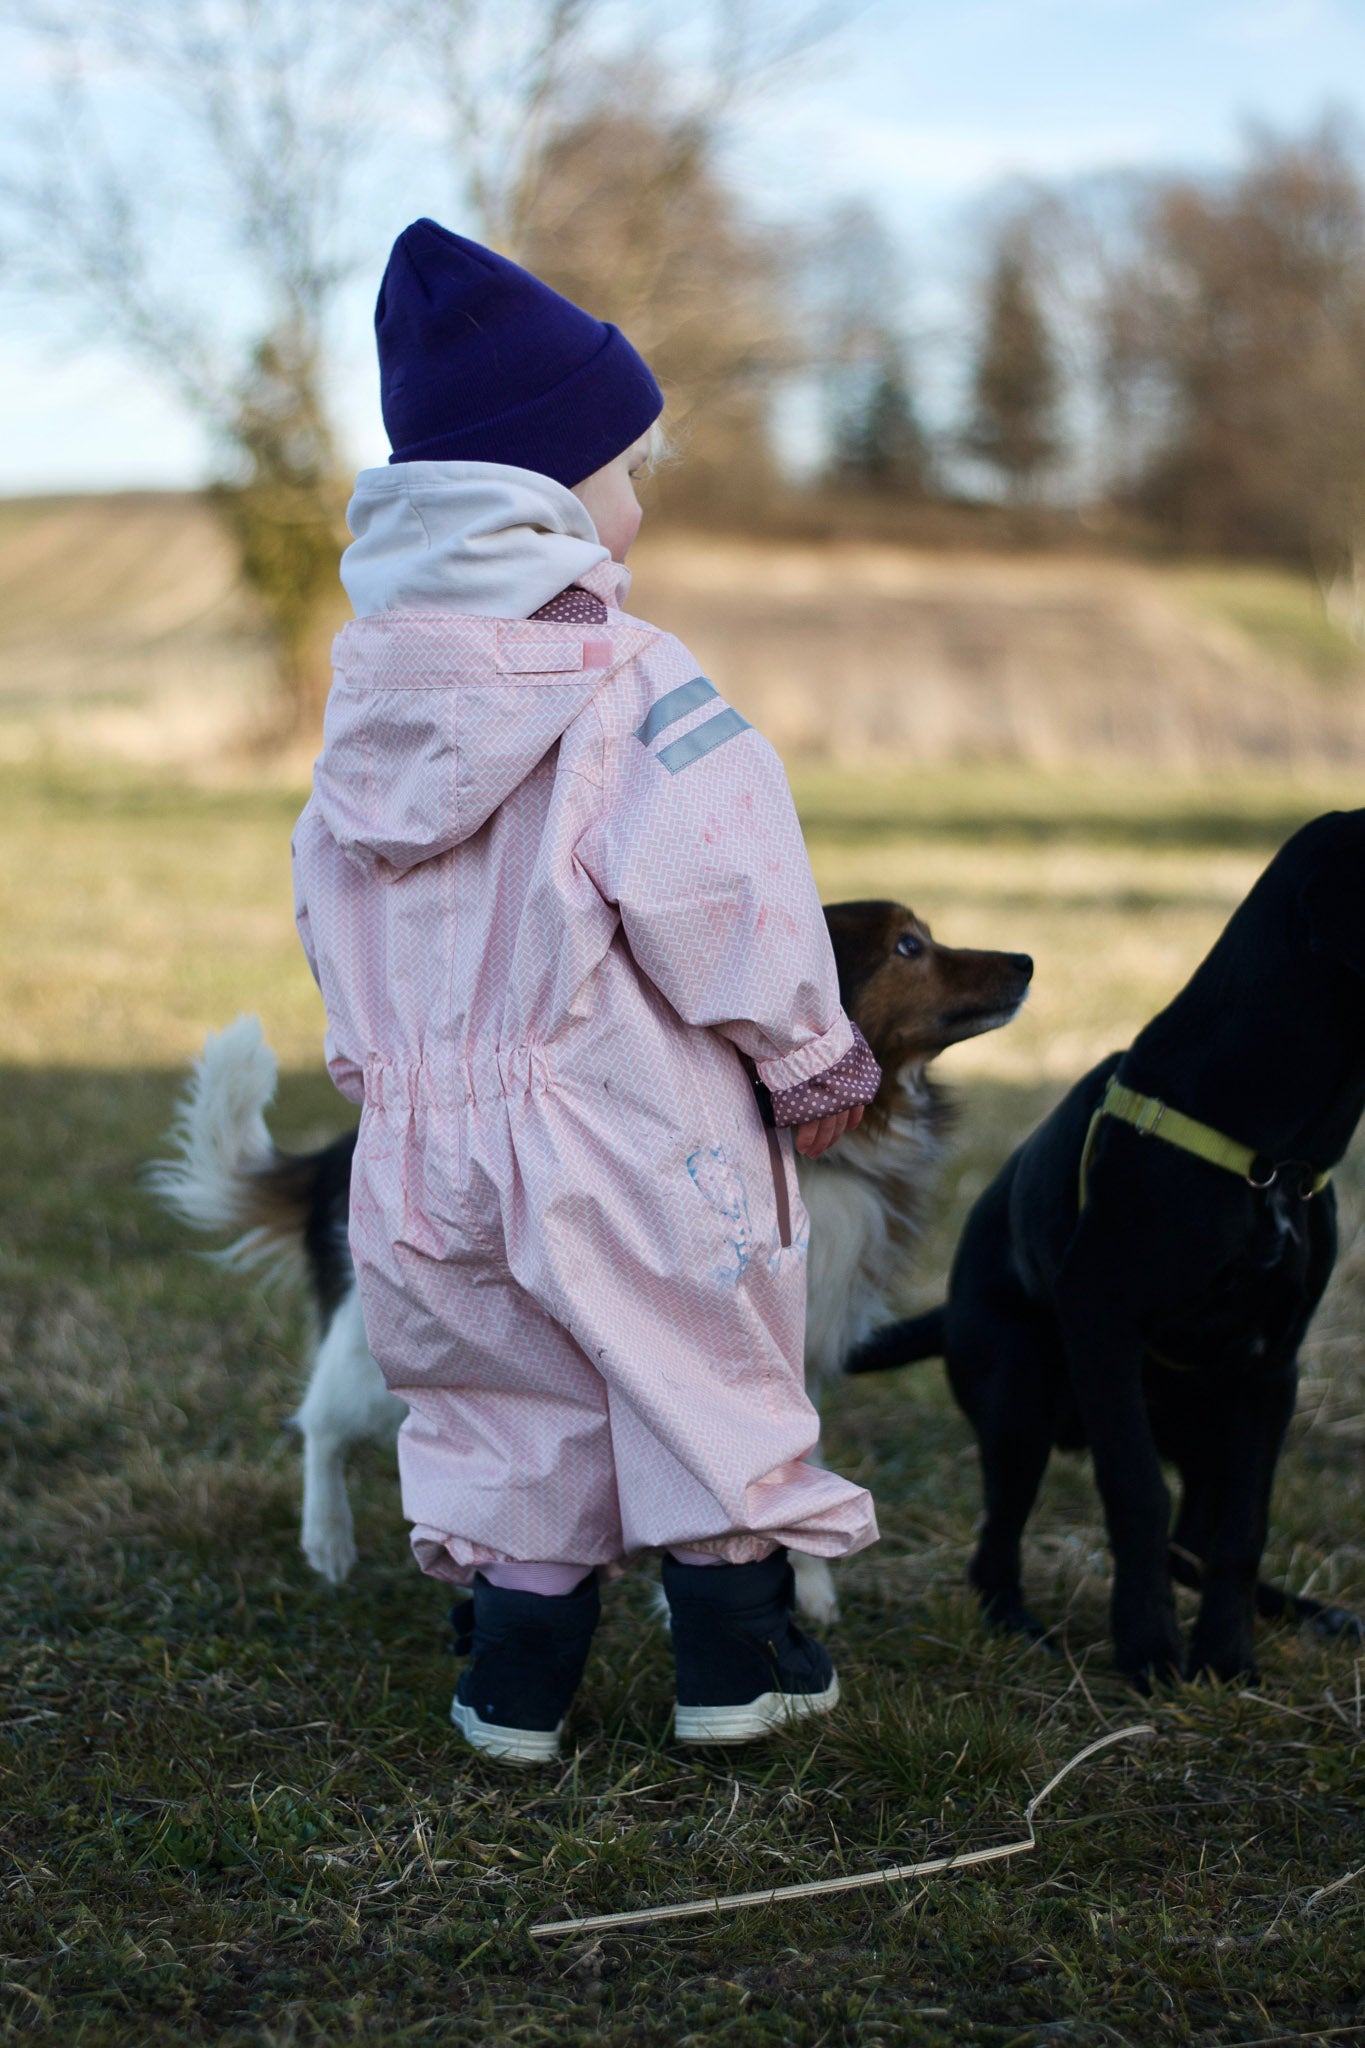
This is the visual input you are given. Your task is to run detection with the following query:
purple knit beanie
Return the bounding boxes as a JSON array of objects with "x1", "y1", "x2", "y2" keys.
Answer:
[{"x1": 376, "y1": 218, "x2": 663, "y2": 485}]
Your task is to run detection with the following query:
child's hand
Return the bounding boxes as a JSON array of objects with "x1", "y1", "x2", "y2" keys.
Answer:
[{"x1": 793, "y1": 1104, "x2": 864, "y2": 1159}]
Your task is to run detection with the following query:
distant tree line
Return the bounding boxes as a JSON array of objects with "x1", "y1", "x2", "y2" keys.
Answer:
[
  {"x1": 825, "y1": 118, "x2": 1365, "y2": 616},
  {"x1": 3, "y1": 0, "x2": 1364, "y2": 737}
]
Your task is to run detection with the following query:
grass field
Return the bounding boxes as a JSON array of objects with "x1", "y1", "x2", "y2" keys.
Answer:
[{"x1": 2, "y1": 757, "x2": 1363, "y2": 2047}]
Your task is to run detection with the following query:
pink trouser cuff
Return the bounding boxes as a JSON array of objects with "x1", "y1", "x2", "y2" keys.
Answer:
[{"x1": 479, "y1": 1561, "x2": 596, "y2": 1596}]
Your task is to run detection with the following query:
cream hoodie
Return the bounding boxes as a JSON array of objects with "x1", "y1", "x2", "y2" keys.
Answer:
[{"x1": 340, "y1": 460, "x2": 611, "y2": 619}]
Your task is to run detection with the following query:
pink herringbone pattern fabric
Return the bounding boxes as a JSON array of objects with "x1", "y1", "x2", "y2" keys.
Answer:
[{"x1": 293, "y1": 557, "x2": 878, "y2": 1582}]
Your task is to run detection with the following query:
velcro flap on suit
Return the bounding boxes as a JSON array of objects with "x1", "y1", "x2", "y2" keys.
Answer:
[{"x1": 496, "y1": 629, "x2": 613, "y2": 676}]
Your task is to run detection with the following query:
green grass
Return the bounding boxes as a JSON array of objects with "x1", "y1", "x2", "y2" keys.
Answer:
[{"x1": 2, "y1": 760, "x2": 1363, "y2": 2046}]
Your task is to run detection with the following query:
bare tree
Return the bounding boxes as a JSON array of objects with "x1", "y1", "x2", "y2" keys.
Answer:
[
  {"x1": 513, "y1": 77, "x2": 792, "y2": 507},
  {"x1": 381, "y1": 0, "x2": 598, "y2": 256},
  {"x1": 1102, "y1": 118, "x2": 1365, "y2": 590},
  {"x1": 408, "y1": 2, "x2": 865, "y2": 509},
  {"x1": 1, "y1": 0, "x2": 378, "y2": 735}
]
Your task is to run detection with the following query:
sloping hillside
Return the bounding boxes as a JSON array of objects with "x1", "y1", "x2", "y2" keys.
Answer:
[
  {"x1": 0, "y1": 495, "x2": 274, "y2": 766},
  {"x1": 2, "y1": 493, "x2": 1363, "y2": 771},
  {"x1": 633, "y1": 533, "x2": 1365, "y2": 770}
]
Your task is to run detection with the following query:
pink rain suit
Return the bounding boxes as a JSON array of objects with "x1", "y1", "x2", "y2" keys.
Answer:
[{"x1": 293, "y1": 464, "x2": 878, "y2": 1582}]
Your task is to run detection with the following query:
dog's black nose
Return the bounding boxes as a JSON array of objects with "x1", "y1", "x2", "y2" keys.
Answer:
[{"x1": 1012, "y1": 954, "x2": 1034, "y2": 980}]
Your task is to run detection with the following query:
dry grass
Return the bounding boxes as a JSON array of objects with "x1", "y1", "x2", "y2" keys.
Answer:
[
  {"x1": 631, "y1": 534, "x2": 1365, "y2": 771},
  {"x1": 5, "y1": 493, "x2": 1365, "y2": 774},
  {"x1": 0, "y1": 497, "x2": 276, "y2": 769},
  {"x1": 2, "y1": 753, "x2": 1363, "y2": 2044}
]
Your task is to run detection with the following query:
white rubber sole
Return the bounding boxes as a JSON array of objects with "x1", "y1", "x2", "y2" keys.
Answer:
[
  {"x1": 674, "y1": 1673, "x2": 840, "y2": 1746},
  {"x1": 451, "y1": 1695, "x2": 562, "y2": 1764}
]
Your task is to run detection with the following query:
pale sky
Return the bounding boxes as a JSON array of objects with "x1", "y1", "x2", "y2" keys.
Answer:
[{"x1": 1, "y1": 0, "x2": 1363, "y2": 493}]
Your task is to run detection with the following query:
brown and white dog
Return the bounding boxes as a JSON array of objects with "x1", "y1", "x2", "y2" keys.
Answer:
[{"x1": 153, "y1": 902, "x2": 1031, "y2": 1619}]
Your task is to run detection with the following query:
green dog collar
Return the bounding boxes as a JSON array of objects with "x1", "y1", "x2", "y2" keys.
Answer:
[{"x1": 1078, "y1": 1074, "x2": 1331, "y2": 1211}]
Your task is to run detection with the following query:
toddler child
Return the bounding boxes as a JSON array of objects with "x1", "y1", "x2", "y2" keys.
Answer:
[{"x1": 293, "y1": 219, "x2": 882, "y2": 1763}]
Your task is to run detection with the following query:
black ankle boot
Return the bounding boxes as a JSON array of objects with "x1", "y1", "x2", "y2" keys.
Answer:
[
  {"x1": 661, "y1": 1548, "x2": 838, "y2": 1745},
  {"x1": 450, "y1": 1572, "x2": 600, "y2": 1764}
]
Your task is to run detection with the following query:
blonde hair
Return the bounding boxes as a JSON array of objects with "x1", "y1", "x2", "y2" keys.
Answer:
[{"x1": 635, "y1": 416, "x2": 679, "y2": 477}]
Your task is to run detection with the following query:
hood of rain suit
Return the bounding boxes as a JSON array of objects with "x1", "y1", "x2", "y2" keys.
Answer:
[{"x1": 316, "y1": 462, "x2": 638, "y2": 878}]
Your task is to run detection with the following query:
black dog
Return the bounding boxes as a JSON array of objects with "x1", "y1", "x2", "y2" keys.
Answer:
[{"x1": 850, "y1": 811, "x2": 1365, "y2": 1687}]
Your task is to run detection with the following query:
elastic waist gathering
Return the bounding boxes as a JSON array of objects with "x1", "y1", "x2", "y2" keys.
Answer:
[{"x1": 362, "y1": 1045, "x2": 556, "y2": 1108}]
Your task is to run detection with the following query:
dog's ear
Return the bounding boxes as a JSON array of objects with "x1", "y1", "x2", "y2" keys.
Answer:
[
  {"x1": 823, "y1": 901, "x2": 910, "y2": 1010},
  {"x1": 1300, "y1": 819, "x2": 1365, "y2": 980}
]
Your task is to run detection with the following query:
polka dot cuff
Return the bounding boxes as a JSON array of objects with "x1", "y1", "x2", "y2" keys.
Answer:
[
  {"x1": 530, "y1": 584, "x2": 610, "y2": 623},
  {"x1": 769, "y1": 1023, "x2": 882, "y2": 1127}
]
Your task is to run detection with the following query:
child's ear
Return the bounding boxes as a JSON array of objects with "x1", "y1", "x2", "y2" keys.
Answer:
[{"x1": 1299, "y1": 820, "x2": 1365, "y2": 980}]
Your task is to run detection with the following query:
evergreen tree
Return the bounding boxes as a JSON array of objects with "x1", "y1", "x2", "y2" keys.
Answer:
[
  {"x1": 832, "y1": 339, "x2": 932, "y2": 496},
  {"x1": 964, "y1": 238, "x2": 1060, "y2": 498}
]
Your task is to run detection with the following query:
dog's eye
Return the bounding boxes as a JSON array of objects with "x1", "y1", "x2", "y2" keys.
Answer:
[{"x1": 895, "y1": 932, "x2": 925, "y2": 959}]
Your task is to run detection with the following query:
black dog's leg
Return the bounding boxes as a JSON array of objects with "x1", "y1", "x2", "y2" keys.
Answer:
[
  {"x1": 950, "y1": 1315, "x2": 1057, "y2": 1640},
  {"x1": 971, "y1": 1412, "x2": 1055, "y2": 1642},
  {"x1": 938, "y1": 1166, "x2": 1060, "y2": 1640},
  {"x1": 1165, "y1": 1407, "x2": 1217, "y2": 1595},
  {"x1": 1055, "y1": 1246, "x2": 1183, "y2": 1689},
  {"x1": 1187, "y1": 1369, "x2": 1297, "y2": 1683}
]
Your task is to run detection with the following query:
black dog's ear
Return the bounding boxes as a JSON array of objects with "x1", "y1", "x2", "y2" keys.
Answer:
[{"x1": 1299, "y1": 827, "x2": 1365, "y2": 980}]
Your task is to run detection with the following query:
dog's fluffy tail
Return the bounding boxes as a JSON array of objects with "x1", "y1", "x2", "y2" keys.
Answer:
[
  {"x1": 845, "y1": 1306, "x2": 946, "y2": 1374},
  {"x1": 148, "y1": 1015, "x2": 305, "y2": 1276}
]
